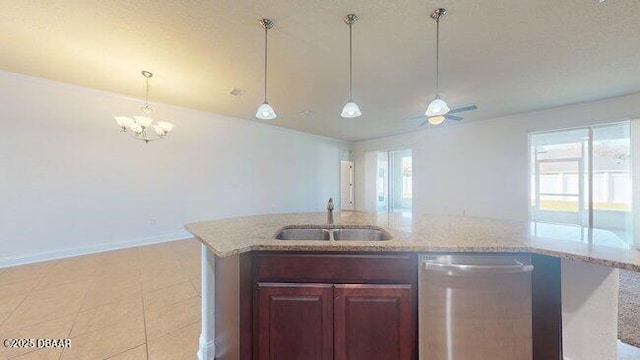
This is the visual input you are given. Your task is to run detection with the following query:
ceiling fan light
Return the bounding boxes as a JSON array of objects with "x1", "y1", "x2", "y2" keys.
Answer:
[
  {"x1": 341, "y1": 101, "x2": 362, "y2": 118},
  {"x1": 425, "y1": 98, "x2": 450, "y2": 117},
  {"x1": 428, "y1": 115, "x2": 446, "y2": 125},
  {"x1": 256, "y1": 102, "x2": 277, "y2": 120}
]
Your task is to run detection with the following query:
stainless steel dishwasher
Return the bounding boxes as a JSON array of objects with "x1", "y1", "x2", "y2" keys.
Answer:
[{"x1": 419, "y1": 254, "x2": 534, "y2": 360}]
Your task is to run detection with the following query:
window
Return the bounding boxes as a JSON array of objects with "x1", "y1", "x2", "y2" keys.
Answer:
[{"x1": 529, "y1": 122, "x2": 633, "y2": 246}]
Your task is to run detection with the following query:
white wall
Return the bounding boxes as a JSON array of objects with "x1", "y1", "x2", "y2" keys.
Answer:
[
  {"x1": 0, "y1": 71, "x2": 349, "y2": 267},
  {"x1": 353, "y1": 92, "x2": 640, "y2": 220}
]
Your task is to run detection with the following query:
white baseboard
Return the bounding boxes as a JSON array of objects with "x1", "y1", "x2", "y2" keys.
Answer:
[
  {"x1": 197, "y1": 333, "x2": 215, "y2": 360},
  {"x1": 0, "y1": 231, "x2": 193, "y2": 269}
]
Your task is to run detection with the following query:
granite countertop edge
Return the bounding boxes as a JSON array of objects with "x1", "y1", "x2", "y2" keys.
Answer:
[{"x1": 187, "y1": 212, "x2": 640, "y2": 272}]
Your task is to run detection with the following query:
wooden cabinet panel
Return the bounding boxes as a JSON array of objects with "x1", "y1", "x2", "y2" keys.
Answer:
[
  {"x1": 334, "y1": 284, "x2": 415, "y2": 360},
  {"x1": 256, "y1": 283, "x2": 333, "y2": 360},
  {"x1": 255, "y1": 253, "x2": 416, "y2": 284}
]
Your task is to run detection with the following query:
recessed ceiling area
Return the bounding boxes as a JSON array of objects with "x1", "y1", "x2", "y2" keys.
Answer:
[{"x1": 1, "y1": 0, "x2": 639, "y2": 141}]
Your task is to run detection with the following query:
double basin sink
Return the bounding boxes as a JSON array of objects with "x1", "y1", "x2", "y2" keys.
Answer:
[{"x1": 275, "y1": 226, "x2": 391, "y2": 241}]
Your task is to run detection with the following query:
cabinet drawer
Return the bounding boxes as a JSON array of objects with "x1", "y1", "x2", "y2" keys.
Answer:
[{"x1": 254, "y1": 252, "x2": 416, "y2": 283}]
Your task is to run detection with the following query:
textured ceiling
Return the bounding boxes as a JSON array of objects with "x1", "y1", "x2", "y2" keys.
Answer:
[{"x1": 1, "y1": 0, "x2": 640, "y2": 141}]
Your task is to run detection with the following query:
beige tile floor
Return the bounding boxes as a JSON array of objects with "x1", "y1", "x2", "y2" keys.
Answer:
[
  {"x1": 0, "y1": 239, "x2": 201, "y2": 360},
  {"x1": 1, "y1": 239, "x2": 639, "y2": 360}
]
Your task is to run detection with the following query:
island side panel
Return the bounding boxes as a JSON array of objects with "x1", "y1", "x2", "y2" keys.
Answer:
[
  {"x1": 561, "y1": 260, "x2": 619, "y2": 360},
  {"x1": 213, "y1": 253, "x2": 243, "y2": 360}
]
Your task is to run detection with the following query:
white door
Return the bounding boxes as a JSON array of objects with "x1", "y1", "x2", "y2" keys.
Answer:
[{"x1": 340, "y1": 161, "x2": 354, "y2": 210}]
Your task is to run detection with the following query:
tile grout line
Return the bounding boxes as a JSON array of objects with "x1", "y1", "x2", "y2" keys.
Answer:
[
  {"x1": 138, "y1": 247, "x2": 151, "y2": 360},
  {"x1": 0, "y1": 240, "x2": 200, "y2": 359},
  {"x1": 102, "y1": 344, "x2": 146, "y2": 360},
  {"x1": 3, "y1": 279, "x2": 89, "y2": 360},
  {"x1": 175, "y1": 257, "x2": 202, "y2": 297},
  {"x1": 1, "y1": 292, "x2": 30, "y2": 328},
  {"x1": 8, "y1": 266, "x2": 50, "y2": 310},
  {"x1": 147, "y1": 318, "x2": 201, "y2": 346},
  {"x1": 59, "y1": 278, "x2": 94, "y2": 360}
]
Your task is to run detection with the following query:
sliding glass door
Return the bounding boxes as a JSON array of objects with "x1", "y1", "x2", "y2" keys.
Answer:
[
  {"x1": 530, "y1": 122, "x2": 633, "y2": 246},
  {"x1": 376, "y1": 149, "x2": 412, "y2": 215}
]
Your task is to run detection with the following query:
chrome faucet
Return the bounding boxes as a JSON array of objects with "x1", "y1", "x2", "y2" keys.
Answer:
[{"x1": 327, "y1": 198, "x2": 334, "y2": 225}]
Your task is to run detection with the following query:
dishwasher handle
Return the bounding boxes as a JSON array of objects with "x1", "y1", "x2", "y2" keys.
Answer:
[{"x1": 423, "y1": 260, "x2": 534, "y2": 275}]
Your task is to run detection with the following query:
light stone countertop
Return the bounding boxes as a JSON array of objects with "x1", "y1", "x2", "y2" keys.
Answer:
[{"x1": 185, "y1": 211, "x2": 640, "y2": 272}]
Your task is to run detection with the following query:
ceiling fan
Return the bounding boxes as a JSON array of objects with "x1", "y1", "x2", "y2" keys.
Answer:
[
  {"x1": 418, "y1": 8, "x2": 477, "y2": 126},
  {"x1": 417, "y1": 104, "x2": 478, "y2": 126}
]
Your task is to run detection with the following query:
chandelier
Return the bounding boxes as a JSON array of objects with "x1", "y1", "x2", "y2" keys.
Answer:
[{"x1": 114, "y1": 71, "x2": 175, "y2": 143}]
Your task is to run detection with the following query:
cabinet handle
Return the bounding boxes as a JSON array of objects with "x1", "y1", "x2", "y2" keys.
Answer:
[{"x1": 423, "y1": 261, "x2": 534, "y2": 275}]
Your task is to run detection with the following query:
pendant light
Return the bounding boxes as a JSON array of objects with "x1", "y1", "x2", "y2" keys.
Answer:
[
  {"x1": 425, "y1": 8, "x2": 450, "y2": 121},
  {"x1": 341, "y1": 14, "x2": 362, "y2": 118},
  {"x1": 256, "y1": 18, "x2": 277, "y2": 120},
  {"x1": 114, "y1": 71, "x2": 175, "y2": 143}
]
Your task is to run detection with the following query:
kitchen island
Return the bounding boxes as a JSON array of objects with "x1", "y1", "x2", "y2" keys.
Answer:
[{"x1": 186, "y1": 211, "x2": 640, "y2": 360}]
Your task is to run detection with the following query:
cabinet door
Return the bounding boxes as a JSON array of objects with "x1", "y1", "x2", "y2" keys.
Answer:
[
  {"x1": 334, "y1": 284, "x2": 415, "y2": 360},
  {"x1": 256, "y1": 283, "x2": 333, "y2": 360}
]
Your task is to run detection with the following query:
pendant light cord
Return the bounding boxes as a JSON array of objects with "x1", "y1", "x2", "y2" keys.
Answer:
[
  {"x1": 435, "y1": 15, "x2": 440, "y2": 97},
  {"x1": 349, "y1": 21, "x2": 353, "y2": 101},
  {"x1": 264, "y1": 26, "x2": 268, "y2": 103}
]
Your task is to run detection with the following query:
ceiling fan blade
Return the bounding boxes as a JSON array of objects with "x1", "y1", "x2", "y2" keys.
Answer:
[
  {"x1": 418, "y1": 119, "x2": 428, "y2": 127},
  {"x1": 448, "y1": 105, "x2": 478, "y2": 114},
  {"x1": 445, "y1": 114, "x2": 463, "y2": 121},
  {"x1": 403, "y1": 114, "x2": 425, "y2": 120}
]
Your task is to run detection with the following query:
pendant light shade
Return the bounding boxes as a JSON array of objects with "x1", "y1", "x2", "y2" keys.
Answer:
[
  {"x1": 341, "y1": 14, "x2": 361, "y2": 118},
  {"x1": 256, "y1": 102, "x2": 277, "y2": 120},
  {"x1": 256, "y1": 18, "x2": 277, "y2": 120},
  {"x1": 341, "y1": 101, "x2": 362, "y2": 118}
]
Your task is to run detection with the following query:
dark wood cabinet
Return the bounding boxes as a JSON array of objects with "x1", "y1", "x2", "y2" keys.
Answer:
[
  {"x1": 256, "y1": 283, "x2": 333, "y2": 360},
  {"x1": 250, "y1": 252, "x2": 418, "y2": 360},
  {"x1": 334, "y1": 284, "x2": 415, "y2": 360}
]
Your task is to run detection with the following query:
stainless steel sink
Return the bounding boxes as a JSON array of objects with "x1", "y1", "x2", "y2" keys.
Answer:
[
  {"x1": 333, "y1": 228, "x2": 391, "y2": 241},
  {"x1": 274, "y1": 227, "x2": 391, "y2": 241},
  {"x1": 274, "y1": 228, "x2": 330, "y2": 240}
]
